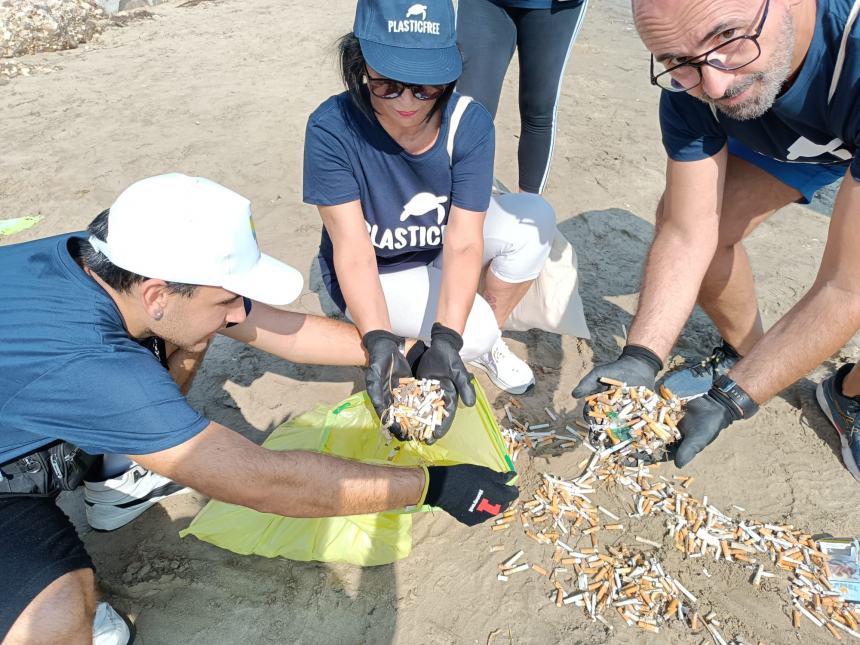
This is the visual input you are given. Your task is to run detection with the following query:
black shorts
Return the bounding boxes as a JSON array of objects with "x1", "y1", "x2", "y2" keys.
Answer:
[{"x1": 0, "y1": 496, "x2": 94, "y2": 640}]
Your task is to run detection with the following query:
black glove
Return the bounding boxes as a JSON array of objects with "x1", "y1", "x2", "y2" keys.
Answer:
[
  {"x1": 572, "y1": 344, "x2": 663, "y2": 398},
  {"x1": 362, "y1": 330, "x2": 412, "y2": 440},
  {"x1": 672, "y1": 375, "x2": 759, "y2": 467},
  {"x1": 413, "y1": 323, "x2": 477, "y2": 444},
  {"x1": 424, "y1": 464, "x2": 518, "y2": 526}
]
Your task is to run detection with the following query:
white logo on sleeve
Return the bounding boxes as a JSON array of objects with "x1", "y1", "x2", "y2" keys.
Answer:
[
  {"x1": 406, "y1": 3, "x2": 427, "y2": 20},
  {"x1": 388, "y1": 4, "x2": 439, "y2": 34},
  {"x1": 786, "y1": 136, "x2": 852, "y2": 161},
  {"x1": 400, "y1": 192, "x2": 448, "y2": 225}
]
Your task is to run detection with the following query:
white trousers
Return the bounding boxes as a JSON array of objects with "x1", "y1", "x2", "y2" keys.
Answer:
[{"x1": 346, "y1": 193, "x2": 555, "y2": 360}]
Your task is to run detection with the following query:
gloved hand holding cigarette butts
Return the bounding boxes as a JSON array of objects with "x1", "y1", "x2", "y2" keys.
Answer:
[
  {"x1": 363, "y1": 329, "x2": 413, "y2": 440},
  {"x1": 671, "y1": 375, "x2": 759, "y2": 468},
  {"x1": 572, "y1": 344, "x2": 663, "y2": 399},
  {"x1": 411, "y1": 323, "x2": 477, "y2": 444}
]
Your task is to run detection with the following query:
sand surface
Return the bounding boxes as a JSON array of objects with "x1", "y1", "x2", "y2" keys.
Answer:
[{"x1": 2, "y1": 0, "x2": 860, "y2": 643}]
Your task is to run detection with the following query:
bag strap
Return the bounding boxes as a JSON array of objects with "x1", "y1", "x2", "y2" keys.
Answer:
[
  {"x1": 829, "y1": 0, "x2": 860, "y2": 104},
  {"x1": 446, "y1": 95, "x2": 473, "y2": 167}
]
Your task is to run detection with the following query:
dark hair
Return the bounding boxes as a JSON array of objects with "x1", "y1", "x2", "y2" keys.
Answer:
[
  {"x1": 78, "y1": 209, "x2": 197, "y2": 296},
  {"x1": 337, "y1": 32, "x2": 456, "y2": 124}
]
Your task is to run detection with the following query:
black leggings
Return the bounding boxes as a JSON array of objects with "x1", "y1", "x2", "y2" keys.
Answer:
[{"x1": 455, "y1": 0, "x2": 588, "y2": 194}]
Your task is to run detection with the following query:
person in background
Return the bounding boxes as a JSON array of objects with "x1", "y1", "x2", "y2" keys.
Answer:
[{"x1": 456, "y1": 0, "x2": 589, "y2": 194}]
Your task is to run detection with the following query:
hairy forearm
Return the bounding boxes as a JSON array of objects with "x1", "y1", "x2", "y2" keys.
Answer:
[
  {"x1": 731, "y1": 282, "x2": 860, "y2": 403},
  {"x1": 628, "y1": 222, "x2": 718, "y2": 359},
  {"x1": 135, "y1": 426, "x2": 426, "y2": 518},
  {"x1": 437, "y1": 241, "x2": 483, "y2": 334},
  {"x1": 246, "y1": 451, "x2": 426, "y2": 517}
]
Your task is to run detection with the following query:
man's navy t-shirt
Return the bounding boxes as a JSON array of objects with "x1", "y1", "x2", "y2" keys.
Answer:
[
  {"x1": 0, "y1": 233, "x2": 209, "y2": 465},
  {"x1": 660, "y1": 0, "x2": 860, "y2": 181},
  {"x1": 303, "y1": 91, "x2": 495, "y2": 310}
]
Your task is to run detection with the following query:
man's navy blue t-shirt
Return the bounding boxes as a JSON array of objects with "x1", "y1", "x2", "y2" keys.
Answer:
[
  {"x1": 660, "y1": 0, "x2": 860, "y2": 181},
  {"x1": 303, "y1": 91, "x2": 495, "y2": 310},
  {"x1": 0, "y1": 233, "x2": 209, "y2": 465}
]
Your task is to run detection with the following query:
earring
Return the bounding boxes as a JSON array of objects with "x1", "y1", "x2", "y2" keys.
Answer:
[{"x1": 153, "y1": 309, "x2": 163, "y2": 321}]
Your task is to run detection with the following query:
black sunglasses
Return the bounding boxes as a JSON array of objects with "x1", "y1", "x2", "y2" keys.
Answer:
[
  {"x1": 650, "y1": 0, "x2": 769, "y2": 93},
  {"x1": 364, "y1": 70, "x2": 447, "y2": 101}
]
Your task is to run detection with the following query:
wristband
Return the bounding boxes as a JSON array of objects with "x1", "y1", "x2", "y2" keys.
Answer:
[
  {"x1": 711, "y1": 375, "x2": 759, "y2": 420},
  {"x1": 621, "y1": 344, "x2": 664, "y2": 372}
]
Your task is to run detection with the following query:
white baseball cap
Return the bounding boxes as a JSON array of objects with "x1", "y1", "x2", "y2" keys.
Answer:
[{"x1": 89, "y1": 173, "x2": 303, "y2": 305}]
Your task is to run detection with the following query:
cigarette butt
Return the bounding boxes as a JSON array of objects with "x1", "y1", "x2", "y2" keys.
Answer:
[
  {"x1": 599, "y1": 377, "x2": 626, "y2": 387},
  {"x1": 825, "y1": 621, "x2": 843, "y2": 640},
  {"x1": 690, "y1": 612, "x2": 701, "y2": 631},
  {"x1": 636, "y1": 621, "x2": 660, "y2": 633},
  {"x1": 489, "y1": 545, "x2": 504, "y2": 553},
  {"x1": 683, "y1": 477, "x2": 695, "y2": 489},
  {"x1": 792, "y1": 609, "x2": 801, "y2": 628},
  {"x1": 555, "y1": 588, "x2": 564, "y2": 607},
  {"x1": 532, "y1": 564, "x2": 548, "y2": 576},
  {"x1": 492, "y1": 524, "x2": 510, "y2": 532},
  {"x1": 497, "y1": 573, "x2": 508, "y2": 582},
  {"x1": 636, "y1": 536, "x2": 662, "y2": 548},
  {"x1": 604, "y1": 524, "x2": 624, "y2": 531},
  {"x1": 665, "y1": 599, "x2": 679, "y2": 619},
  {"x1": 504, "y1": 563, "x2": 530, "y2": 575},
  {"x1": 502, "y1": 550, "x2": 524, "y2": 568}
]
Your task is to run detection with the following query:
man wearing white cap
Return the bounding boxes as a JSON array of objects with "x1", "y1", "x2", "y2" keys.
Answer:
[{"x1": 0, "y1": 174, "x2": 517, "y2": 645}]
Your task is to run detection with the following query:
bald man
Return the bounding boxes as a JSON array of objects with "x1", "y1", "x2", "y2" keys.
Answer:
[{"x1": 573, "y1": 0, "x2": 860, "y2": 475}]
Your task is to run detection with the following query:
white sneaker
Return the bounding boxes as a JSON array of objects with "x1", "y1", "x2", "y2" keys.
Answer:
[
  {"x1": 93, "y1": 602, "x2": 134, "y2": 645},
  {"x1": 469, "y1": 337, "x2": 535, "y2": 395},
  {"x1": 84, "y1": 464, "x2": 190, "y2": 531}
]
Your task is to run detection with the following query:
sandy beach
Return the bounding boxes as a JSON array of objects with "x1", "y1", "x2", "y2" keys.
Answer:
[{"x1": 2, "y1": 0, "x2": 860, "y2": 643}]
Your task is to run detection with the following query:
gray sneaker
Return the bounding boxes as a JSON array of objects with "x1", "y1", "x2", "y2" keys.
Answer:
[{"x1": 661, "y1": 340, "x2": 741, "y2": 399}]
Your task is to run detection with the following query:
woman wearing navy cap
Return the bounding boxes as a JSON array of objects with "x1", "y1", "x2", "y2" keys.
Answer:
[{"x1": 303, "y1": 0, "x2": 556, "y2": 441}]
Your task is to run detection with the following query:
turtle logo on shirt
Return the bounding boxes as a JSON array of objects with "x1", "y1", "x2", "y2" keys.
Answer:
[
  {"x1": 786, "y1": 136, "x2": 852, "y2": 162},
  {"x1": 400, "y1": 192, "x2": 448, "y2": 225},
  {"x1": 406, "y1": 3, "x2": 428, "y2": 20}
]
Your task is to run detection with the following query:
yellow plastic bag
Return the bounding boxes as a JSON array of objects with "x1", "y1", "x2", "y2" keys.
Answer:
[{"x1": 180, "y1": 380, "x2": 513, "y2": 566}]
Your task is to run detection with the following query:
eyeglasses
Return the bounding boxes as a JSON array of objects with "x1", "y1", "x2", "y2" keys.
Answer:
[
  {"x1": 650, "y1": 0, "x2": 769, "y2": 92},
  {"x1": 364, "y1": 70, "x2": 447, "y2": 101}
]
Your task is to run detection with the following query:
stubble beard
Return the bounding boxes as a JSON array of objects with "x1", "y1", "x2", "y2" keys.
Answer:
[{"x1": 698, "y1": 12, "x2": 795, "y2": 121}]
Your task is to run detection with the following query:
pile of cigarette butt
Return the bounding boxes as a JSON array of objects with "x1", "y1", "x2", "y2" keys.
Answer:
[
  {"x1": 489, "y1": 380, "x2": 860, "y2": 643},
  {"x1": 381, "y1": 377, "x2": 447, "y2": 442},
  {"x1": 500, "y1": 398, "x2": 581, "y2": 462},
  {"x1": 584, "y1": 378, "x2": 683, "y2": 461}
]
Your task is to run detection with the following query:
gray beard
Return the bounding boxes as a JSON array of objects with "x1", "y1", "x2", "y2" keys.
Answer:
[{"x1": 698, "y1": 13, "x2": 795, "y2": 121}]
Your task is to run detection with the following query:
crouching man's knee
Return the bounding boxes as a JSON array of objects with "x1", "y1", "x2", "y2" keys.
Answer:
[{"x1": 4, "y1": 568, "x2": 96, "y2": 645}]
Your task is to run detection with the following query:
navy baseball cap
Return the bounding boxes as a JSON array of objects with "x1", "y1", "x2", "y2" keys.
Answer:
[{"x1": 354, "y1": 0, "x2": 462, "y2": 86}]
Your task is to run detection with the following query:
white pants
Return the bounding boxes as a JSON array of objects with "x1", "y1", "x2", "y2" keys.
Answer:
[{"x1": 346, "y1": 193, "x2": 555, "y2": 360}]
